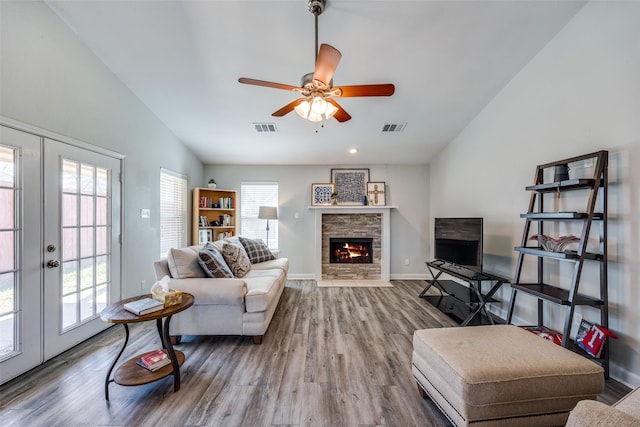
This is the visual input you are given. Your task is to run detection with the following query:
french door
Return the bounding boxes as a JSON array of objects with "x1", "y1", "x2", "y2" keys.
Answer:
[{"x1": 0, "y1": 124, "x2": 122, "y2": 383}]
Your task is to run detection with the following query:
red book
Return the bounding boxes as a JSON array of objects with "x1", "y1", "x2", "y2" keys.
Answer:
[{"x1": 139, "y1": 349, "x2": 168, "y2": 370}]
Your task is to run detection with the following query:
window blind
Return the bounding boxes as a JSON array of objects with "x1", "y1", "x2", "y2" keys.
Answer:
[{"x1": 160, "y1": 168, "x2": 187, "y2": 258}]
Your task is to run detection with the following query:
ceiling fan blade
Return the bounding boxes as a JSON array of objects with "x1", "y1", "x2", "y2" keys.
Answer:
[
  {"x1": 313, "y1": 44, "x2": 342, "y2": 87},
  {"x1": 272, "y1": 98, "x2": 306, "y2": 117},
  {"x1": 238, "y1": 78, "x2": 299, "y2": 92},
  {"x1": 334, "y1": 84, "x2": 395, "y2": 97},
  {"x1": 327, "y1": 99, "x2": 352, "y2": 122}
]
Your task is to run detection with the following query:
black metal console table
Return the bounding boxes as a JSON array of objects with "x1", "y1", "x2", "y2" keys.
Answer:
[{"x1": 420, "y1": 261, "x2": 510, "y2": 326}]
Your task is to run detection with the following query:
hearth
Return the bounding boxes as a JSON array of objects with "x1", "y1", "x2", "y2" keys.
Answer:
[{"x1": 330, "y1": 238, "x2": 373, "y2": 264}]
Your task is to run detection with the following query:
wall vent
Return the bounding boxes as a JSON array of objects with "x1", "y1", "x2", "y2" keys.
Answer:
[
  {"x1": 253, "y1": 123, "x2": 277, "y2": 133},
  {"x1": 381, "y1": 123, "x2": 406, "y2": 133}
]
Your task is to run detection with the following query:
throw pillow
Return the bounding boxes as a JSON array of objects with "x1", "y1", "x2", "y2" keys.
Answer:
[
  {"x1": 167, "y1": 247, "x2": 206, "y2": 279},
  {"x1": 198, "y1": 244, "x2": 233, "y2": 278},
  {"x1": 222, "y1": 242, "x2": 251, "y2": 278},
  {"x1": 239, "y1": 236, "x2": 276, "y2": 264}
]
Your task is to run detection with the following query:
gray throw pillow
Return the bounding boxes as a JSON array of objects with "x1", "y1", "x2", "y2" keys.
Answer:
[
  {"x1": 167, "y1": 247, "x2": 206, "y2": 278},
  {"x1": 198, "y1": 244, "x2": 233, "y2": 278},
  {"x1": 239, "y1": 236, "x2": 275, "y2": 264},
  {"x1": 222, "y1": 242, "x2": 251, "y2": 278}
]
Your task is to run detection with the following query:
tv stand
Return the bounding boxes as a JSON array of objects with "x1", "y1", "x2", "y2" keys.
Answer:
[{"x1": 420, "y1": 261, "x2": 509, "y2": 326}]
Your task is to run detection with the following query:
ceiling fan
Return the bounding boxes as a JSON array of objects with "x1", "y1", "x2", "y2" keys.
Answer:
[{"x1": 238, "y1": 0, "x2": 394, "y2": 123}]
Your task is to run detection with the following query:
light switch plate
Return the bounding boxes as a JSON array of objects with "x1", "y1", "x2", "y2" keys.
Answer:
[{"x1": 140, "y1": 208, "x2": 150, "y2": 219}]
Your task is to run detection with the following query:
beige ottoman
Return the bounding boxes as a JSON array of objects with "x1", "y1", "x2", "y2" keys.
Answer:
[{"x1": 412, "y1": 325, "x2": 604, "y2": 426}]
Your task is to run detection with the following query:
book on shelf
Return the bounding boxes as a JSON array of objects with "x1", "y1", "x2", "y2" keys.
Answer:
[
  {"x1": 136, "y1": 349, "x2": 171, "y2": 371},
  {"x1": 123, "y1": 297, "x2": 164, "y2": 316}
]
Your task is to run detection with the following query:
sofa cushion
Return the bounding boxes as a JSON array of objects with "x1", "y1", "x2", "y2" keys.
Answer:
[
  {"x1": 167, "y1": 247, "x2": 206, "y2": 279},
  {"x1": 251, "y1": 257, "x2": 289, "y2": 272},
  {"x1": 239, "y1": 237, "x2": 275, "y2": 264},
  {"x1": 165, "y1": 277, "x2": 246, "y2": 305},
  {"x1": 198, "y1": 244, "x2": 233, "y2": 278},
  {"x1": 222, "y1": 242, "x2": 251, "y2": 278}
]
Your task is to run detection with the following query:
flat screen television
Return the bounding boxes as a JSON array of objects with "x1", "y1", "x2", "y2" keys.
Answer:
[{"x1": 434, "y1": 217, "x2": 483, "y2": 272}]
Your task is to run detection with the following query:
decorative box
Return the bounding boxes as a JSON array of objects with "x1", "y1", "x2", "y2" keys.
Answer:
[{"x1": 151, "y1": 288, "x2": 183, "y2": 307}]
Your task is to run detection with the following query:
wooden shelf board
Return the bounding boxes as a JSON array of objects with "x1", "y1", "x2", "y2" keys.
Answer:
[
  {"x1": 520, "y1": 212, "x2": 604, "y2": 220},
  {"x1": 515, "y1": 246, "x2": 603, "y2": 261},
  {"x1": 510, "y1": 283, "x2": 604, "y2": 306},
  {"x1": 525, "y1": 179, "x2": 596, "y2": 193}
]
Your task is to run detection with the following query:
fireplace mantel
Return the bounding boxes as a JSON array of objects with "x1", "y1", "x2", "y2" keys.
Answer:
[{"x1": 310, "y1": 206, "x2": 397, "y2": 281}]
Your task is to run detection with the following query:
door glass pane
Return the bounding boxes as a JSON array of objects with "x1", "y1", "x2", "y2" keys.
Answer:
[
  {"x1": 0, "y1": 189, "x2": 13, "y2": 229},
  {"x1": 80, "y1": 227, "x2": 94, "y2": 258},
  {"x1": 62, "y1": 293, "x2": 77, "y2": 330},
  {"x1": 60, "y1": 159, "x2": 111, "y2": 331},
  {"x1": 62, "y1": 160, "x2": 78, "y2": 192},
  {"x1": 80, "y1": 288, "x2": 93, "y2": 321},
  {"x1": 62, "y1": 194, "x2": 77, "y2": 227},
  {"x1": 0, "y1": 145, "x2": 17, "y2": 359},
  {"x1": 62, "y1": 228, "x2": 77, "y2": 261},
  {"x1": 0, "y1": 231, "x2": 14, "y2": 271},
  {"x1": 62, "y1": 260, "x2": 78, "y2": 295}
]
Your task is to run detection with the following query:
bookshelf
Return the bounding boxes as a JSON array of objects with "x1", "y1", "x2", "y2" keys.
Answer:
[{"x1": 192, "y1": 187, "x2": 237, "y2": 244}]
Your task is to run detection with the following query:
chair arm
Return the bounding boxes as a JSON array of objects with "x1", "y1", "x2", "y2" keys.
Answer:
[{"x1": 565, "y1": 399, "x2": 640, "y2": 427}]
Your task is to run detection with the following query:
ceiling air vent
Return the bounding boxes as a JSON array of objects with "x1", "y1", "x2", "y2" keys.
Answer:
[
  {"x1": 381, "y1": 123, "x2": 406, "y2": 133},
  {"x1": 253, "y1": 123, "x2": 277, "y2": 133}
]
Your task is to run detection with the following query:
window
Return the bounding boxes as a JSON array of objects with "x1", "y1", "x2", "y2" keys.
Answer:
[
  {"x1": 241, "y1": 182, "x2": 278, "y2": 249},
  {"x1": 160, "y1": 168, "x2": 187, "y2": 258}
]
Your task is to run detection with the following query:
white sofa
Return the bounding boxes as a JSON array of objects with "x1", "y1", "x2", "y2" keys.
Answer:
[{"x1": 153, "y1": 238, "x2": 288, "y2": 344}]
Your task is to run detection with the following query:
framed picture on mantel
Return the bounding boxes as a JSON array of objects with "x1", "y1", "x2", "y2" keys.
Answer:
[
  {"x1": 331, "y1": 168, "x2": 369, "y2": 205},
  {"x1": 311, "y1": 183, "x2": 335, "y2": 206},
  {"x1": 367, "y1": 182, "x2": 386, "y2": 206}
]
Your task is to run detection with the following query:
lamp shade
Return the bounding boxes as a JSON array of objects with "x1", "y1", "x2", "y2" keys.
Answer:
[{"x1": 258, "y1": 206, "x2": 278, "y2": 220}]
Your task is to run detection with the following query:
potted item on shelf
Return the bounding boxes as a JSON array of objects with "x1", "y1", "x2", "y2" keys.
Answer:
[
  {"x1": 207, "y1": 179, "x2": 217, "y2": 188},
  {"x1": 330, "y1": 192, "x2": 338, "y2": 205}
]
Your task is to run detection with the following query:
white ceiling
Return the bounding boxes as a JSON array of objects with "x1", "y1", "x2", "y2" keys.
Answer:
[{"x1": 46, "y1": 0, "x2": 586, "y2": 165}]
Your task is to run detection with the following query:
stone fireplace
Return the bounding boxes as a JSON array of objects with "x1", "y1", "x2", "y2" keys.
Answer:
[{"x1": 312, "y1": 206, "x2": 393, "y2": 281}]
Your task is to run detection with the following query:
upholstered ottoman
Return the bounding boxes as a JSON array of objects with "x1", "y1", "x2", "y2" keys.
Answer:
[{"x1": 412, "y1": 325, "x2": 604, "y2": 426}]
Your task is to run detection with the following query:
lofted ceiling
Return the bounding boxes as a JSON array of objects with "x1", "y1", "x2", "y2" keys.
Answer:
[{"x1": 46, "y1": 0, "x2": 586, "y2": 165}]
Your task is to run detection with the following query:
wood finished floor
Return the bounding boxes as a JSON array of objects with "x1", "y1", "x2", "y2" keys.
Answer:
[{"x1": 0, "y1": 280, "x2": 631, "y2": 427}]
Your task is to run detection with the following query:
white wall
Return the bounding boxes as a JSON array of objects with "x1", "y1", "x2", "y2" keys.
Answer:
[
  {"x1": 0, "y1": 0, "x2": 204, "y2": 297},
  {"x1": 204, "y1": 164, "x2": 431, "y2": 279},
  {"x1": 429, "y1": 1, "x2": 640, "y2": 386}
]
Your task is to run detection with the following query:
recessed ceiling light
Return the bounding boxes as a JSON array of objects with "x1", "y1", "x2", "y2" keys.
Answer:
[{"x1": 349, "y1": 148, "x2": 358, "y2": 154}]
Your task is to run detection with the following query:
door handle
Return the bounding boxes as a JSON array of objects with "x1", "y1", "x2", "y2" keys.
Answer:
[{"x1": 47, "y1": 260, "x2": 60, "y2": 268}]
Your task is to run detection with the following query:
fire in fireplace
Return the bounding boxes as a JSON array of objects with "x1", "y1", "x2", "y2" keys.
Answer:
[{"x1": 330, "y1": 238, "x2": 373, "y2": 264}]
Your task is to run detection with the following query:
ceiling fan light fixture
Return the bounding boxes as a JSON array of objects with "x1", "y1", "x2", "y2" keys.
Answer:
[
  {"x1": 308, "y1": 112, "x2": 323, "y2": 122},
  {"x1": 295, "y1": 100, "x2": 311, "y2": 119},
  {"x1": 324, "y1": 102, "x2": 338, "y2": 119},
  {"x1": 310, "y1": 96, "x2": 327, "y2": 115}
]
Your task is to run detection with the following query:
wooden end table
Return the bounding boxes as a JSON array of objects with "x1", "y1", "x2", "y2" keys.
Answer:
[{"x1": 100, "y1": 293, "x2": 194, "y2": 400}]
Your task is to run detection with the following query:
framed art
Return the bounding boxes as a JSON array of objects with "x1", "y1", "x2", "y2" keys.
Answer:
[
  {"x1": 311, "y1": 183, "x2": 335, "y2": 206},
  {"x1": 198, "y1": 229, "x2": 212, "y2": 244},
  {"x1": 367, "y1": 182, "x2": 386, "y2": 206},
  {"x1": 330, "y1": 168, "x2": 370, "y2": 205}
]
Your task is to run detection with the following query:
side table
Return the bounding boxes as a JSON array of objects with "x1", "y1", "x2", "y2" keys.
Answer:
[{"x1": 100, "y1": 293, "x2": 194, "y2": 400}]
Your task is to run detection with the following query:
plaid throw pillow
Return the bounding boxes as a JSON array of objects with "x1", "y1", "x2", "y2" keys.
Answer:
[
  {"x1": 198, "y1": 243, "x2": 233, "y2": 278},
  {"x1": 222, "y1": 242, "x2": 251, "y2": 278},
  {"x1": 239, "y1": 237, "x2": 275, "y2": 264}
]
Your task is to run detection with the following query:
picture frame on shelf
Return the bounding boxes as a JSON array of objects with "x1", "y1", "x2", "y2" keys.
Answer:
[
  {"x1": 330, "y1": 168, "x2": 369, "y2": 205},
  {"x1": 311, "y1": 183, "x2": 335, "y2": 206},
  {"x1": 367, "y1": 182, "x2": 386, "y2": 206},
  {"x1": 198, "y1": 229, "x2": 212, "y2": 244}
]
